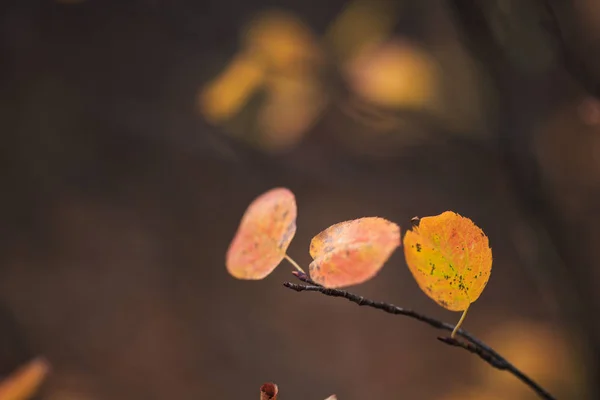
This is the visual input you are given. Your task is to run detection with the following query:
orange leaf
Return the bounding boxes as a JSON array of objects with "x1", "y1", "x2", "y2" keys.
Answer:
[
  {"x1": 226, "y1": 188, "x2": 297, "y2": 279},
  {"x1": 260, "y1": 382, "x2": 278, "y2": 400},
  {"x1": 403, "y1": 211, "x2": 492, "y2": 312},
  {"x1": 309, "y1": 217, "x2": 401, "y2": 288},
  {"x1": 0, "y1": 357, "x2": 50, "y2": 400}
]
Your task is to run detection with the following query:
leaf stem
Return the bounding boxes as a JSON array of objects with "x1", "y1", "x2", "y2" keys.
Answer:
[
  {"x1": 451, "y1": 306, "x2": 469, "y2": 338},
  {"x1": 284, "y1": 254, "x2": 306, "y2": 274}
]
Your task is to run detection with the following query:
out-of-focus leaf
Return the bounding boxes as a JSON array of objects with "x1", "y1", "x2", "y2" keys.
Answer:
[
  {"x1": 243, "y1": 10, "x2": 322, "y2": 74},
  {"x1": 199, "y1": 9, "x2": 324, "y2": 153},
  {"x1": 258, "y1": 76, "x2": 327, "y2": 151},
  {"x1": 479, "y1": 321, "x2": 585, "y2": 398},
  {"x1": 325, "y1": 0, "x2": 399, "y2": 62},
  {"x1": 260, "y1": 382, "x2": 278, "y2": 400},
  {"x1": 309, "y1": 217, "x2": 401, "y2": 288},
  {"x1": 199, "y1": 52, "x2": 265, "y2": 123},
  {"x1": 226, "y1": 188, "x2": 297, "y2": 279},
  {"x1": 345, "y1": 39, "x2": 440, "y2": 110},
  {"x1": 403, "y1": 212, "x2": 492, "y2": 311},
  {"x1": 0, "y1": 357, "x2": 50, "y2": 400}
]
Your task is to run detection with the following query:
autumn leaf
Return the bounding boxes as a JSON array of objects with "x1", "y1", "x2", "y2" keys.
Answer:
[
  {"x1": 403, "y1": 212, "x2": 492, "y2": 335},
  {"x1": 260, "y1": 382, "x2": 278, "y2": 400},
  {"x1": 0, "y1": 357, "x2": 50, "y2": 400},
  {"x1": 309, "y1": 217, "x2": 401, "y2": 288},
  {"x1": 226, "y1": 188, "x2": 298, "y2": 279}
]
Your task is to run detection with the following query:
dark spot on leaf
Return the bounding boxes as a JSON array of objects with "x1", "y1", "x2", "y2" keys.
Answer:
[
  {"x1": 430, "y1": 265, "x2": 436, "y2": 275},
  {"x1": 416, "y1": 243, "x2": 422, "y2": 252}
]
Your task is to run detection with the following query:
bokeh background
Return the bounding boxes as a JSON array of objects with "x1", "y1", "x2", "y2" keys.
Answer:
[{"x1": 1, "y1": 0, "x2": 600, "y2": 399}]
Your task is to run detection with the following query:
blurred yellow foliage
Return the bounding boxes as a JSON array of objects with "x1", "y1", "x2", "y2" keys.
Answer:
[
  {"x1": 199, "y1": 53, "x2": 265, "y2": 123},
  {"x1": 243, "y1": 11, "x2": 323, "y2": 74},
  {"x1": 325, "y1": 0, "x2": 398, "y2": 62},
  {"x1": 437, "y1": 321, "x2": 586, "y2": 400},
  {"x1": 258, "y1": 76, "x2": 326, "y2": 150},
  {"x1": 199, "y1": 10, "x2": 325, "y2": 152},
  {"x1": 345, "y1": 39, "x2": 440, "y2": 109},
  {"x1": 478, "y1": 321, "x2": 580, "y2": 396},
  {"x1": 198, "y1": 0, "x2": 448, "y2": 153},
  {"x1": 0, "y1": 358, "x2": 50, "y2": 400}
]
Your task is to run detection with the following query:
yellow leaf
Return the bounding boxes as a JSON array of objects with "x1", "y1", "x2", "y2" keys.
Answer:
[
  {"x1": 0, "y1": 357, "x2": 50, "y2": 400},
  {"x1": 309, "y1": 217, "x2": 401, "y2": 288},
  {"x1": 226, "y1": 188, "x2": 297, "y2": 279},
  {"x1": 403, "y1": 212, "x2": 492, "y2": 312}
]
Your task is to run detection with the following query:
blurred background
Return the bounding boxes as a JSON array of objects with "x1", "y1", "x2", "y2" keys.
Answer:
[{"x1": 1, "y1": 0, "x2": 599, "y2": 398}]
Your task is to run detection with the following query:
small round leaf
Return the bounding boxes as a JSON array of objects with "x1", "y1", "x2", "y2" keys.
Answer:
[
  {"x1": 309, "y1": 217, "x2": 401, "y2": 288},
  {"x1": 226, "y1": 188, "x2": 297, "y2": 279},
  {"x1": 403, "y1": 211, "x2": 492, "y2": 311}
]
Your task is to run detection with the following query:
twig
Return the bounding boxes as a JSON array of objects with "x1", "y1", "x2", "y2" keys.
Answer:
[{"x1": 284, "y1": 272, "x2": 556, "y2": 400}]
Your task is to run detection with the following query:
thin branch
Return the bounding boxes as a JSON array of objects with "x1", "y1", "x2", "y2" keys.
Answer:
[{"x1": 284, "y1": 272, "x2": 556, "y2": 400}]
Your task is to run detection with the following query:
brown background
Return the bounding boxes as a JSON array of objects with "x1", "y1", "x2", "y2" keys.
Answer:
[{"x1": 0, "y1": 1, "x2": 599, "y2": 399}]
